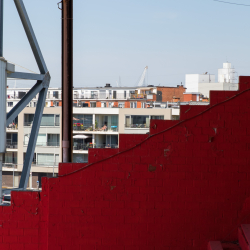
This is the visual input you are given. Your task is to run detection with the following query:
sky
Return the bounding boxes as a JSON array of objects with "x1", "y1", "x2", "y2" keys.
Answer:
[{"x1": 3, "y1": 0, "x2": 250, "y2": 88}]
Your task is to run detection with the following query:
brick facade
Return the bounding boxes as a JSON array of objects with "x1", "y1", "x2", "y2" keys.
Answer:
[
  {"x1": 1, "y1": 76, "x2": 250, "y2": 249},
  {"x1": 159, "y1": 85, "x2": 186, "y2": 102}
]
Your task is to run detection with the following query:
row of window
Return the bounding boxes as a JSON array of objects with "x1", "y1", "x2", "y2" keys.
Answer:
[
  {"x1": 24, "y1": 134, "x2": 60, "y2": 147},
  {"x1": 24, "y1": 114, "x2": 60, "y2": 126}
]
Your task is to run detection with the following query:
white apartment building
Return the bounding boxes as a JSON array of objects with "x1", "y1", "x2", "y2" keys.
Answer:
[{"x1": 4, "y1": 86, "x2": 179, "y2": 189}]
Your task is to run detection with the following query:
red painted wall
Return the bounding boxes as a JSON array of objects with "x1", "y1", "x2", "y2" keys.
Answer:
[{"x1": 1, "y1": 77, "x2": 250, "y2": 249}]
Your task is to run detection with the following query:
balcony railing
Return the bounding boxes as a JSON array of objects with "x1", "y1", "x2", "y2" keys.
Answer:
[
  {"x1": 73, "y1": 142, "x2": 118, "y2": 150},
  {"x1": 47, "y1": 94, "x2": 62, "y2": 99},
  {"x1": 24, "y1": 142, "x2": 60, "y2": 147},
  {"x1": 6, "y1": 143, "x2": 18, "y2": 149},
  {"x1": 130, "y1": 94, "x2": 146, "y2": 99},
  {"x1": 125, "y1": 124, "x2": 149, "y2": 128},
  {"x1": 73, "y1": 143, "x2": 88, "y2": 150},
  {"x1": 7, "y1": 124, "x2": 18, "y2": 130},
  {"x1": 31, "y1": 162, "x2": 59, "y2": 167},
  {"x1": 2, "y1": 163, "x2": 18, "y2": 169},
  {"x1": 24, "y1": 122, "x2": 60, "y2": 127},
  {"x1": 93, "y1": 126, "x2": 118, "y2": 132},
  {"x1": 73, "y1": 124, "x2": 93, "y2": 131}
]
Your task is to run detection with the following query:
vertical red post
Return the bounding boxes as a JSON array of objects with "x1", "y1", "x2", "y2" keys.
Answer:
[{"x1": 62, "y1": 0, "x2": 73, "y2": 162}]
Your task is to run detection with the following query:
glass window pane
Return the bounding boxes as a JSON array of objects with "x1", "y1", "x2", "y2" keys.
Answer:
[
  {"x1": 37, "y1": 134, "x2": 46, "y2": 146},
  {"x1": 37, "y1": 153, "x2": 54, "y2": 165},
  {"x1": 41, "y1": 114, "x2": 54, "y2": 126},
  {"x1": 55, "y1": 115, "x2": 60, "y2": 126}
]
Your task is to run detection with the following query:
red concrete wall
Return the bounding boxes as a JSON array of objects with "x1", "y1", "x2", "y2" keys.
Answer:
[{"x1": 1, "y1": 77, "x2": 250, "y2": 249}]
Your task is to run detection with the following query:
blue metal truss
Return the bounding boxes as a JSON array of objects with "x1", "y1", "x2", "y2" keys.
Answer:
[{"x1": 5, "y1": 0, "x2": 50, "y2": 189}]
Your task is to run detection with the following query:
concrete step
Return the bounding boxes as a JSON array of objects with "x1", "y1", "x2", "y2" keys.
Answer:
[
  {"x1": 238, "y1": 225, "x2": 250, "y2": 250},
  {"x1": 208, "y1": 241, "x2": 241, "y2": 250},
  {"x1": 221, "y1": 242, "x2": 241, "y2": 250},
  {"x1": 208, "y1": 241, "x2": 223, "y2": 250}
]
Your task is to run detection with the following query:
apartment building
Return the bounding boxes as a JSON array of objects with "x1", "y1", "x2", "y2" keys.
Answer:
[{"x1": 4, "y1": 85, "x2": 182, "y2": 188}]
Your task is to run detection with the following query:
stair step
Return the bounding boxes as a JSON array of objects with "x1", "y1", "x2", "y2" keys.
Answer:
[
  {"x1": 208, "y1": 241, "x2": 223, "y2": 250},
  {"x1": 238, "y1": 225, "x2": 250, "y2": 250},
  {"x1": 208, "y1": 241, "x2": 241, "y2": 250},
  {"x1": 221, "y1": 241, "x2": 241, "y2": 250}
]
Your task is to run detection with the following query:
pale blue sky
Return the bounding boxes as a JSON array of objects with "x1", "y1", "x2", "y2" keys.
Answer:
[{"x1": 3, "y1": 0, "x2": 250, "y2": 88}]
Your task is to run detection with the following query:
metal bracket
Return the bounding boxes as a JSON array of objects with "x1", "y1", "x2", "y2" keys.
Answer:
[{"x1": 5, "y1": 0, "x2": 50, "y2": 189}]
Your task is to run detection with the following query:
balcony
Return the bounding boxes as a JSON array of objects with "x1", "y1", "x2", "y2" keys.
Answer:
[
  {"x1": 73, "y1": 124, "x2": 93, "y2": 132},
  {"x1": 7, "y1": 124, "x2": 18, "y2": 130},
  {"x1": 73, "y1": 125, "x2": 118, "y2": 132},
  {"x1": 130, "y1": 94, "x2": 146, "y2": 99},
  {"x1": 74, "y1": 94, "x2": 85, "y2": 99},
  {"x1": 94, "y1": 125, "x2": 118, "y2": 132},
  {"x1": 6, "y1": 142, "x2": 18, "y2": 149},
  {"x1": 47, "y1": 94, "x2": 62, "y2": 99},
  {"x1": 73, "y1": 142, "x2": 118, "y2": 150},
  {"x1": 2, "y1": 163, "x2": 18, "y2": 169},
  {"x1": 125, "y1": 124, "x2": 149, "y2": 128},
  {"x1": 73, "y1": 143, "x2": 88, "y2": 151},
  {"x1": 24, "y1": 142, "x2": 60, "y2": 147}
]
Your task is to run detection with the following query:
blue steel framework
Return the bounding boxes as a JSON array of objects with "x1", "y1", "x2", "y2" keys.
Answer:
[{"x1": 3, "y1": 0, "x2": 50, "y2": 189}]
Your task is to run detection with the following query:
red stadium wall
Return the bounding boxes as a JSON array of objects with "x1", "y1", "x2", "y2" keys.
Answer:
[{"x1": 1, "y1": 76, "x2": 250, "y2": 249}]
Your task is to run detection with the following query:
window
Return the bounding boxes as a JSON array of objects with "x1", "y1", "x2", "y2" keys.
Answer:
[
  {"x1": 53, "y1": 91, "x2": 58, "y2": 98},
  {"x1": 37, "y1": 153, "x2": 55, "y2": 165},
  {"x1": 90, "y1": 102, "x2": 96, "y2": 107},
  {"x1": 55, "y1": 115, "x2": 60, "y2": 126},
  {"x1": 172, "y1": 115, "x2": 180, "y2": 120},
  {"x1": 8, "y1": 102, "x2": 13, "y2": 107},
  {"x1": 41, "y1": 114, "x2": 55, "y2": 126},
  {"x1": 24, "y1": 114, "x2": 60, "y2": 126},
  {"x1": 111, "y1": 116, "x2": 118, "y2": 127},
  {"x1": 130, "y1": 102, "x2": 137, "y2": 108},
  {"x1": 73, "y1": 114, "x2": 93, "y2": 129},
  {"x1": 55, "y1": 154, "x2": 59, "y2": 164},
  {"x1": 73, "y1": 154, "x2": 88, "y2": 163},
  {"x1": 91, "y1": 91, "x2": 98, "y2": 99},
  {"x1": 24, "y1": 114, "x2": 34, "y2": 126},
  {"x1": 118, "y1": 103, "x2": 124, "y2": 108},
  {"x1": 47, "y1": 134, "x2": 60, "y2": 147},
  {"x1": 125, "y1": 115, "x2": 149, "y2": 128},
  {"x1": 36, "y1": 134, "x2": 46, "y2": 146},
  {"x1": 151, "y1": 116, "x2": 164, "y2": 120},
  {"x1": 99, "y1": 90, "x2": 106, "y2": 99},
  {"x1": 124, "y1": 91, "x2": 127, "y2": 99},
  {"x1": 101, "y1": 102, "x2": 106, "y2": 108},
  {"x1": 141, "y1": 102, "x2": 146, "y2": 108},
  {"x1": 125, "y1": 116, "x2": 130, "y2": 127},
  {"x1": 4, "y1": 152, "x2": 17, "y2": 164}
]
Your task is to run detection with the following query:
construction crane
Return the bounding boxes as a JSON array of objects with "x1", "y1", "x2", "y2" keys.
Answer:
[{"x1": 137, "y1": 66, "x2": 148, "y2": 87}]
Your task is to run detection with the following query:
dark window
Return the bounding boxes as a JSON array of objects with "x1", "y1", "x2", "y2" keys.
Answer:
[
  {"x1": 53, "y1": 91, "x2": 58, "y2": 98},
  {"x1": 18, "y1": 92, "x2": 26, "y2": 99}
]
